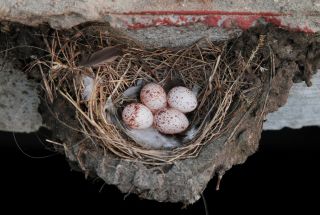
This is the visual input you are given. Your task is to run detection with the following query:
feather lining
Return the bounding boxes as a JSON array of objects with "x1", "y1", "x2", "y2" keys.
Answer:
[
  {"x1": 79, "y1": 44, "x2": 125, "y2": 67},
  {"x1": 82, "y1": 75, "x2": 94, "y2": 101}
]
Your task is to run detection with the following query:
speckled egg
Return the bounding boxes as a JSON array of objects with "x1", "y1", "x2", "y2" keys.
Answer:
[
  {"x1": 154, "y1": 108, "x2": 189, "y2": 134},
  {"x1": 140, "y1": 83, "x2": 167, "y2": 112},
  {"x1": 122, "y1": 103, "x2": 153, "y2": 129},
  {"x1": 167, "y1": 86, "x2": 197, "y2": 113}
]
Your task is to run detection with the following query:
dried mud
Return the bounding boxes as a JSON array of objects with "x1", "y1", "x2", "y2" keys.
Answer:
[{"x1": 1, "y1": 22, "x2": 319, "y2": 204}]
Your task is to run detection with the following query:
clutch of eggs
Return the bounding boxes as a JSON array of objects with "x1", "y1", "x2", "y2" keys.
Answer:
[{"x1": 122, "y1": 84, "x2": 197, "y2": 134}]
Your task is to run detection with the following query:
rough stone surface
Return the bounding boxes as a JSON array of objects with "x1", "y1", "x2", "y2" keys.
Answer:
[
  {"x1": 0, "y1": 58, "x2": 42, "y2": 132},
  {"x1": 264, "y1": 72, "x2": 320, "y2": 130},
  {"x1": 46, "y1": 90, "x2": 263, "y2": 204},
  {"x1": 0, "y1": 0, "x2": 320, "y2": 49},
  {"x1": 1, "y1": 0, "x2": 319, "y2": 28},
  {"x1": 125, "y1": 24, "x2": 242, "y2": 48}
]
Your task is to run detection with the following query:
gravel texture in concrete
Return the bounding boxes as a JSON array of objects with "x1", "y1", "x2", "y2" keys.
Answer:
[
  {"x1": 0, "y1": 58, "x2": 42, "y2": 133},
  {"x1": 1, "y1": 0, "x2": 319, "y2": 32}
]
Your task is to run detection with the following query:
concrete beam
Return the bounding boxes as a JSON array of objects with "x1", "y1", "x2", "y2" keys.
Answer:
[
  {"x1": 0, "y1": 58, "x2": 42, "y2": 133},
  {"x1": 0, "y1": 0, "x2": 319, "y2": 33}
]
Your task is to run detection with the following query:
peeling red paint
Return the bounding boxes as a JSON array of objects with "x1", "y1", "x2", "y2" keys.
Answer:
[
  {"x1": 299, "y1": 26, "x2": 314, "y2": 33},
  {"x1": 129, "y1": 22, "x2": 147, "y2": 29},
  {"x1": 264, "y1": 16, "x2": 314, "y2": 33},
  {"x1": 120, "y1": 10, "x2": 288, "y2": 16},
  {"x1": 179, "y1": 15, "x2": 187, "y2": 22},
  {"x1": 119, "y1": 10, "x2": 316, "y2": 33},
  {"x1": 220, "y1": 17, "x2": 233, "y2": 29},
  {"x1": 214, "y1": 15, "x2": 260, "y2": 29},
  {"x1": 234, "y1": 15, "x2": 260, "y2": 29},
  {"x1": 204, "y1": 15, "x2": 222, "y2": 26}
]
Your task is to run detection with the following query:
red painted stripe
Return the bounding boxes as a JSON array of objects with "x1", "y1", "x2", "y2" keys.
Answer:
[{"x1": 118, "y1": 10, "x2": 289, "y2": 16}]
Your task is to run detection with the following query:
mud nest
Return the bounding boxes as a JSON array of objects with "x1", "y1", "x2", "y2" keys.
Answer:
[
  {"x1": 29, "y1": 24, "x2": 319, "y2": 203},
  {"x1": 36, "y1": 25, "x2": 269, "y2": 165}
]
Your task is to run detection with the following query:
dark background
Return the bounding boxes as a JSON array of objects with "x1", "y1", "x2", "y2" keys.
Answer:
[{"x1": 0, "y1": 127, "x2": 319, "y2": 214}]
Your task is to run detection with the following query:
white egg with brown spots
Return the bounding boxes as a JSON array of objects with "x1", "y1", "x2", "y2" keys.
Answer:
[
  {"x1": 154, "y1": 108, "x2": 189, "y2": 134},
  {"x1": 122, "y1": 103, "x2": 153, "y2": 129},
  {"x1": 167, "y1": 86, "x2": 197, "y2": 113},
  {"x1": 140, "y1": 83, "x2": 167, "y2": 112}
]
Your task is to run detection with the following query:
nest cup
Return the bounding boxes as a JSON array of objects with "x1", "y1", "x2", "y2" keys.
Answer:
[{"x1": 39, "y1": 26, "x2": 266, "y2": 165}]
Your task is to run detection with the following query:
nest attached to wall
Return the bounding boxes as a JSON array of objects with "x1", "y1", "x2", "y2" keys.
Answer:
[
  {"x1": 25, "y1": 23, "x2": 320, "y2": 203},
  {"x1": 35, "y1": 26, "x2": 268, "y2": 166}
]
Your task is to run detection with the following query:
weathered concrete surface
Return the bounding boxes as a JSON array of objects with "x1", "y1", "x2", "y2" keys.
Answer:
[
  {"x1": 0, "y1": 0, "x2": 319, "y2": 48},
  {"x1": 125, "y1": 24, "x2": 242, "y2": 48},
  {"x1": 0, "y1": 58, "x2": 42, "y2": 133},
  {"x1": 264, "y1": 72, "x2": 320, "y2": 130},
  {"x1": 0, "y1": 0, "x2": 320, "y2": 48},
  {"x1": 1, "y1": 0, "x2": 319, "y2": 29}
]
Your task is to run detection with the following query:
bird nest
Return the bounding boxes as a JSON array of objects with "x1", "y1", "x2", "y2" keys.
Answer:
[{"x1": 37, "y1": 25, "x2": 267, "y2": 165}]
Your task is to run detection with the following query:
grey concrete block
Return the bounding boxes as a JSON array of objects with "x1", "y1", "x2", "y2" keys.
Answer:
[
  {"x1": 0, "y1": 58, "x2": 42, "y2": 132},
  {"x1": 0, "y1": 0, "x2": 319, "y2": 48},
  {"x1": 264, "y1": 72, "x2": 320, "y2": 130}
]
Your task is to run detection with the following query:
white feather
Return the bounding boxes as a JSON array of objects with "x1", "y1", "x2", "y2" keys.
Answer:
[
  {"x1": 127, "y1": 127, "x2": 180, "y2": 149},
  {"x1": 183, "y1": 126, "x2": 199, "y2": 143},
  {"x1": 192, "y1": 84, "x2": 201, "y2": 97},
  {"x1": 82, "y1": 76, "x2": 94, "y2": 101},
  {"x1": 104, "y1": 97, "x2": 117, "y2": 124},
  {"x1": 122, "y1": 80, "x2": 144, "y2": 98}
]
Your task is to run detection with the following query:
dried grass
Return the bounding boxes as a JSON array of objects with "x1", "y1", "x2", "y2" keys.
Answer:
[{"x1": 35, "y1": 26, "x2": 266, "y2": 165}]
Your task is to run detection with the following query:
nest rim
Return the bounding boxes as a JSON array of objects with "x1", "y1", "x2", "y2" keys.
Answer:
[{"x1": 36, "y1": 25, "x2": 267, "y2": 165}]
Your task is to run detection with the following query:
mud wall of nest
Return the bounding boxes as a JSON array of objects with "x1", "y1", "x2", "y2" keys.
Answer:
[
  {"x1": 24, "y1": 23, "x2": 320, "y2": 204},
  {"x1": 40, "y1": 26, "x2": 269, "y2": 165}
]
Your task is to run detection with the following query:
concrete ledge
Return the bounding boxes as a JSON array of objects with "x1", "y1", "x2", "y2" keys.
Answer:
[
  {"x1": 264, "y1": 72, "x2": 320, "y2": 130},
  {"x1": 0, "y1": 0, "x2": 319, "y2": 32},
  {"x1": 0, "y1": 58, "x2": 42, "y2": 133}
]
